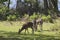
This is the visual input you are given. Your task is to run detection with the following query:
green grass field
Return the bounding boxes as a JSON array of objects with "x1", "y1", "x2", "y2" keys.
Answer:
[{"x1": 0, "y1": 18, "x2": 60, "y2": 40}]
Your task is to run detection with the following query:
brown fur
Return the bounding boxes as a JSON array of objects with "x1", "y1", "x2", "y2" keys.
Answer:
[
  {"x1": 18, "y1": 22, "x2": 34, "y2": 34},
  {"x1": 36, "y1": 18, "x2": 43, "y2": 31}
]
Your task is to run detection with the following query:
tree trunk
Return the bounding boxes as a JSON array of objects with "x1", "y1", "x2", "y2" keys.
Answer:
[
  {"x1": 8, "y1": 0, "x2": 10, "y2": 9},
  {"x1": 44, "y1": 0, "x2": 48, "y2": 15},
  {"x1": 51, "y1": 0, "x2": 58, "y2": 11}
]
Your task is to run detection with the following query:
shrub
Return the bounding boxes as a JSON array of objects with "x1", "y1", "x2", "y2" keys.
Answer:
[
  {"x1": 41, "y1": 15, "x2": 53, "y2": 23},
  {"x1": 0, "y1": 4, "x2": 8, "y2": 20},
  {"x1": 29, "y1": 13, "x2": 38, "y2": 21},
  {"x1": 47, "y1": 15, "x2": 53, "y2": 23},
  {"x1": 41, "y1": 15, "x2": 47, "y2": 22},
  {"x1": 7, "y1": 15, "x2": 17, "y2": 21}
]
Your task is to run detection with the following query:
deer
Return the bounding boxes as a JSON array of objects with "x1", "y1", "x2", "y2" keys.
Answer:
[
  {"x1": 36, "y1": 18, "x2": 43, "y2": 31},
  {"x1": 18, "y1": 18, "x2": 38, "y2": 34},
  {"x1": 18, "y1": 22, "x2": 35, "y2": 34}
]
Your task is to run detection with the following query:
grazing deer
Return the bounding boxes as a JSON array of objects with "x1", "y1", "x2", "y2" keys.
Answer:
[{"x1": 18, "y1": 22, "x2": 34, "y2": 34}]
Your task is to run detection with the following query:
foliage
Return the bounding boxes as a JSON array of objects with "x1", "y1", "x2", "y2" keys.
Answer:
[
  {"x1": 41, "y1": 15, "x2": 53, "y2": 23},
  {"x1": 7, "y1": 14, "x2": 17, "y2": 21},
  {"x1": 41, "y1": 15, "x2": 47, "y2": 22},
  {"x1": 0, "y1": 0, "x2": 58, "y2": 22},
  {"x1": 29, "y1": 13, "x2": 38, "y2": 21},
  {"x1": 0, "y1": 0, "x2": 7, "y2": 3},
  {"x1": 0, "y1": 4, "x2": 8, "y2": 20},
  {"x1": 0, "y1": 4, "x2": 8, "y2": 14}
]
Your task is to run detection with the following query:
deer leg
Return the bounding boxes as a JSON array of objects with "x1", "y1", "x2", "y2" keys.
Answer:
[
  {"x1": 33, "y1": 25, "x2": 35, "y2": 32},
  {"x1": 32, "y1": 27, "x2": 34, "y2": 34},
  {"x1": 25, "y1": 29, "x2": 26, "y2": 34},
  {"x1": 40, "y1": 24, "x2": 43, "y2": 32},
  {"x1": 27, "y1": 28, "x2": 29, "y2": 34},
  {"x1": 35, "y1": 25, "x2": 37, "y2": 31}
]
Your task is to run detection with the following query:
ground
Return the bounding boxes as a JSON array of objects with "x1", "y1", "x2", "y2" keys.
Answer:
[{"x1": 0, "y1": 18, "x2": 60, "y2": 40}]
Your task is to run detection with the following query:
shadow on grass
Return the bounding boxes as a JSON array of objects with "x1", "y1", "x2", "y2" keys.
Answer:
[
  {"x1": 0, "y1": 36, "x2": 21, "y2": 40},
  {"x1": 0, "y1": 30, "x2": 60, "y2": 40}
]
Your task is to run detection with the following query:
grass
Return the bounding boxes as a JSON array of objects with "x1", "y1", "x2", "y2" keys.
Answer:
[{"x1": 0, "y1": 18, "x2": 60, "y2": 40}]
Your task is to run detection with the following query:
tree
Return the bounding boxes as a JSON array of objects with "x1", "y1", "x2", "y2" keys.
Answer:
[
  {"x1": 8, "y1": 0, "x2": 10, "y2": 9},
  {"x1": 0, "y1": 0, "x2": 7, "y2": 3},
  {"x1": 44, "y1": 0, "x2": 48, "y2": 15},
  {"x1": 51, "y1": 0, "x2": 58, "y2": 12}
]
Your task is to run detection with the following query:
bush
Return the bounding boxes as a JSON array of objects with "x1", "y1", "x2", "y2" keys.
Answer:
[
  {"x1": 41, "y1": 15, "x2": 53, "y2": 23},
  {"x1": 29, "y1": 13, "x2": 38, "y2": 21},
  {"x1": 41, "y1": 15, "x2": 47, "y2": 22},
  {"x1": 7, "y1": 15, "x2": 17, "y2": 21},
  {"x1": 0, "y1": 5, "x2": 8, "y2": 14},
  {"x1": 47, "y1": 15, "x2": 53, "y2": 23},
  {"x1": 0, "y1": 4, "x2": 8, "y2": 20}
]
